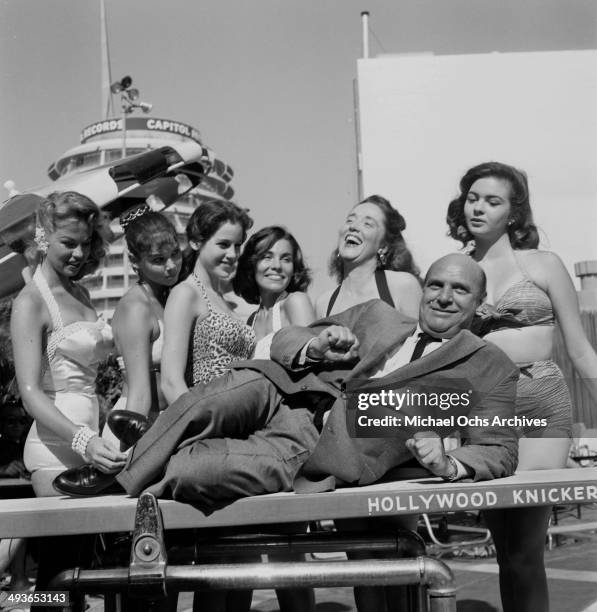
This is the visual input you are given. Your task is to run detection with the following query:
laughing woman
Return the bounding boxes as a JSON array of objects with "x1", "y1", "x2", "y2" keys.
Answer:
[
  {"x1": 317, "y1": 194, "x2": 421, "y2": 318},
  {"x1": 316, "y1": 195, "x2": 421, "y2": 612},
  {"x1": 447, "y1": 161, "x2": 597, "y2": 612}
]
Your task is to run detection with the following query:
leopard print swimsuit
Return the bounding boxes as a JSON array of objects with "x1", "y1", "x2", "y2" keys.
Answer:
[{"x1": 190, "y1": 275, "x2": 256, "y2": 385}]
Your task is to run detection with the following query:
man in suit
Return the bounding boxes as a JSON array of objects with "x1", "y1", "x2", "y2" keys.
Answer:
[{"x1": 57, "y1": 254, "x2": 519, "y2": 508}]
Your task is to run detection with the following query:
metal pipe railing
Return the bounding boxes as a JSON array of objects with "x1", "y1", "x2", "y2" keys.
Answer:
[
  {"x1": 52, "y1": 557, "x2": 456, "y2": 612},
  {"x1": 167, "y1": 528, "x2": 425, "y2": 560}
]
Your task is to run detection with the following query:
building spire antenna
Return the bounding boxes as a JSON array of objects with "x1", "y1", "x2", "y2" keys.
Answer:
[
  {"x1": 361, "y1": 11, "x2": 370, "y2": 59},
  {"x1": 100, "y1": 0, "x2": 114, "y2": 118}
]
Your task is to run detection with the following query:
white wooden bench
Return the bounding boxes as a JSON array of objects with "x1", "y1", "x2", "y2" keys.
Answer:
[{"x1": 1, "y1": 467, "x2": 595, "y2": 612}]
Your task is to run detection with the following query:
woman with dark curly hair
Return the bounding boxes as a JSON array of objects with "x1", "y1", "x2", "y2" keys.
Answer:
[
  {"x1": 234, "y1": 225, "x2": 316, "y2": 612},
  {"x1": 10, "y1": 192, "x2": 126, "y2": 611},
  {"x1": 317, "y1": 195, "x2": 421, "y2": 318},
  {"x1": 234, "y1": 225, "x2": 315, "y2": 360},
  {"x1": 447, "y1": 161, "x2": 597, "y2": 612}
]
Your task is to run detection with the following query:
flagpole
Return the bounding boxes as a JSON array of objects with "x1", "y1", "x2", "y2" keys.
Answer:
[{"x1": 100, "y1": 0, "x2": 113, "y2": 119}]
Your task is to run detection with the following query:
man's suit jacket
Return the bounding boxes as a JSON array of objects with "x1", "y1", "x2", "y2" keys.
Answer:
[{"x1": 235, "y1": 299, "x2": 519, "y2": 485}]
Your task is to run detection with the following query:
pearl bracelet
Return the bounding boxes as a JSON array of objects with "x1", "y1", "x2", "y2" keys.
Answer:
[{"x1": 71, "y1": 426, "x2": 97, "y2": 458}]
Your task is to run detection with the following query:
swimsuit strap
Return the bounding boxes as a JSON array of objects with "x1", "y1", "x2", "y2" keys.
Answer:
[
  {"x1": 327, "y1": 270, "x2": 395, "y2": 316},
  {"x1": 271, "y1": 301, "x2": 282, "y2": 332},
  {"x1": 249, "y1": 299, "x2": 283, "y2": 330},
  {"x1": 326, "y1": 285, "x2": 341, "y2": 317},
  {"x1": 192, "y1": 274, "x2": 214, "y2": 312},
  {"x1": 32, "y1": 267, "x2": 64, "y2": 362},
  {"x1": 374, "y1": 268, "x2": 395, "y2": 308}
]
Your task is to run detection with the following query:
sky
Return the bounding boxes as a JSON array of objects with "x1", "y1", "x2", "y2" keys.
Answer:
[{"x1": 1, "y1": 0, "x2": 596, "y2": 297}]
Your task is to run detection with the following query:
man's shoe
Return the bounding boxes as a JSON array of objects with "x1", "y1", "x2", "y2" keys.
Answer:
[
  {"x1": 53, "y1": 465, "x2": 123, "y2": 497},
  {"x1": 107, "y1": 410, "x2": 150, "y2": 447}
]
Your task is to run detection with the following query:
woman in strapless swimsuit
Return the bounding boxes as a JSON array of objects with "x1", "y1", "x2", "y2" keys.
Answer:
[
  {"x1": 103, "y1": 207, "x2": 183, "y2": 449},
  {"x1": 317, "y1": 194, "x2": 422, "y2": 318},
  {"x1": 447, "y1": 161, "x2": 597, "y2": 612},
  {"x1": 10, "y1": 192, "x2": 127, "y2": 610},
  {"x1": 234, "y1": 225, "x2": 316, "y2": 612}
]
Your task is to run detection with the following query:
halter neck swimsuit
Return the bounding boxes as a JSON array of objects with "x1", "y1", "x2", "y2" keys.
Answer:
[
  {"x1": 326, "y1": 269, "x2": 395, "y2": 316},
  {"x1": 190, "y1": 276, "x2": 256, "y2": 385},
  {"x1": 24, "y1": 268, "x2": 114, "y2": 474},
  {"x1": 251, "y1": 300, "x2": 283, "y2": 360}
]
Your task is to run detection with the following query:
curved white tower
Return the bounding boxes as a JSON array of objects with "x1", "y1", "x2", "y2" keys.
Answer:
[{"x1": 47, "y1": 116, "x2": 235, "y2": 318}]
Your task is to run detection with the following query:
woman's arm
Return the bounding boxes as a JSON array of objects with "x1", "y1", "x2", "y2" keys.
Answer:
[
  {"x1": 282, "y1": 292, "x2": 316, "y2": 327},
  {"x1": 112, "y1": 296, "x2": 155, "y2": 417},
  {"x1": 11, "y1": 291, "x2": 126, "y2": 472},
  {"x1": 161, "y1": 282, "x2": 202, "y2": 405},
  {"x1": 541, "y1": 251, "x2": 597, "y2": 404},
  {"x1": 386, "y1": 271, "x2": 422, "y2": 319}
]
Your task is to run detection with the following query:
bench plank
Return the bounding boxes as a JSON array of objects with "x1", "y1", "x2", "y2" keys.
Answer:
[{"x1": 1, "y1": 468, "x2": 595, "y2": 538}]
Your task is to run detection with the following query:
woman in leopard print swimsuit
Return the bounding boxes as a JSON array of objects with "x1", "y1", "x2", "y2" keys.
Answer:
[
  {"x1": 160, "y1": 200, "x2": 254, "y2": 612},
  {"x1": 161, "y1": 199, "x2": 254, "y2": 400}
]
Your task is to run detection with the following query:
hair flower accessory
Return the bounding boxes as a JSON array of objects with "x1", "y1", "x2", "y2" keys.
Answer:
[{"x1": 34, "y1": 224, "x2": 48, "y2": 253}]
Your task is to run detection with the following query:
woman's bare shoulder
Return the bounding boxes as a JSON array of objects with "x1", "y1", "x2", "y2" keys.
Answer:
[
  {"x1": 11, "y1": 282, "x2": 49, "y2": 335},
  {"x1": 283, "y1": 291, "x2": 312, "y2": 308},
  {"x1": 113, "y1": 286, "x2": 152, "y2": 325},
  {"x1": 517, "y1": 249, "x2": 566, "y2": 278},
  {"x1": 166, "y1": 278, "x2": 208, "y2": 316},
  {"x1": 315, "y1": 289, "x2": 334, "y2": 318},
  {"x1": 385, "y1": 270, "x2": 422, "y2": 289},
  {"x1": 168, "y1": 279, "x2": 200, "y2": 302},
  {"x1": 12, "y1": 281, "x2": 44, "y2": 314}
]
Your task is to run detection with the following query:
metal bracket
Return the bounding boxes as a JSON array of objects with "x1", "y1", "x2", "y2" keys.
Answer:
[
  {"x1": 128, "y1": 491, "x2": 168, "y2": 598},
  {"x1": 48, "y1": 495, "x2": 457, "y2": 611}
]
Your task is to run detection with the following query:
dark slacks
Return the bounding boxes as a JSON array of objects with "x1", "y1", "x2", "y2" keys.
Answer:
[{"x1": 117, "y1": 369, "x2": 320, "y2": 512}]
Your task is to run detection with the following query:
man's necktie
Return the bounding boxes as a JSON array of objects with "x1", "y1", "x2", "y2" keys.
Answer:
[{"x1": 409, "y1": 332, "x2": 442, "y2": 362}]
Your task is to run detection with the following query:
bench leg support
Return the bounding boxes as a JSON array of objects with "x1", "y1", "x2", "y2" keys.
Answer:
[{"x1": 49, "y1": 492, "x2": 457, "y2": 612}]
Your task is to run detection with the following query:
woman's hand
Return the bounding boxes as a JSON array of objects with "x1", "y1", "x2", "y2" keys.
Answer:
[
  {"x1": 85, "y1": 436, "x2": 128, "y2": 473},
  {"x1": 0, "y1": 459, "x2": 30, "y2": 479}
]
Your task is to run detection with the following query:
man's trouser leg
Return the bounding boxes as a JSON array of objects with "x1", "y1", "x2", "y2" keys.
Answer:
[
  {"x1": 117, "y1": 370, "x2": 284, "y2": 495},
  {"x1": 147, "y1": 405, "x2": 319, "y2": 511}
]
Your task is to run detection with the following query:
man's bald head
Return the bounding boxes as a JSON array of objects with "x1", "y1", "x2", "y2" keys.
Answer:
[
  {"x1": 420, "y1": 254, "x2": 486, "y2": 338},
  {"x1": 425, "y1": 254, "x2": 486, "y2": 301}
]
